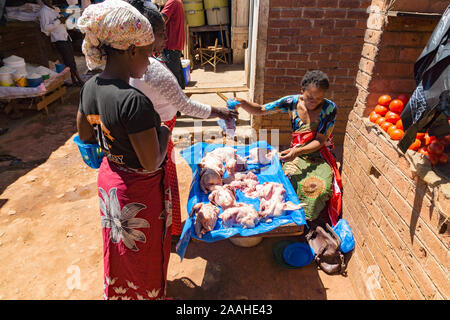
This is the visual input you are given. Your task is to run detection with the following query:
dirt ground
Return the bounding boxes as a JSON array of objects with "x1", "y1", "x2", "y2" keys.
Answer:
[{"x1": 0, "y1": 64, "x2": 358, "y2": 300}]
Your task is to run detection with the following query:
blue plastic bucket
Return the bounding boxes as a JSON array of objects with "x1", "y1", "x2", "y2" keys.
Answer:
[
  {"x1": 55, "y1": 63, "x2": 66, "y2": 73},
  {"x1": 73, "y1": 135, "x2": 104, "y2": 169},
  {"x1": 181, "y1": 59, "x2": 191, "y2": 86}
]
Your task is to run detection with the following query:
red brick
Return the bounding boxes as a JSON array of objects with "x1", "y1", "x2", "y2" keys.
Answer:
[
  {"x1": 279, "y1": 44, "x2": 300, "y2": 52},
  {"x1": 266, "y1": 68, "x2": 286, "y2": 76},
  {"x1": 402, "y1": 250, "x2": 440, "y2": 299},
  {"x1": 399, "y1": 47, "x2": 422, "y2": 62},
  {"x1": 347, "y1": 9, "x2": 368, "y2": 19},
  {"x1": 323, "y1": 8, "x2": 347, "y2": 18},
  {"x1": 289, "y1": 18, "x2": 313, "y2": 28},
  {"x1": 335, "y1": 19, "x2": 357, "y2": 28},
  {"x1": 280, "y1": 8, "x2": 303, "y2": 18},
  {"x1": 317, "y1": 0, "x2": 338, "y2": 7},
  {"x1": 368, "y1": 219, "x2": 424, "y2": 299},
  {"x1": 303, "y1": 8, "x2": 325, "y2": 19},
  {"x1": 267, "y1": 52, "x2": 288, "y2": 60},
  {"x1": 382, "y1": 32, "x2": 425, "y2": 47},
  {"x1": 270, "y1": 19, "x2": 291, "y2": 28},
  {"x1": 388, "y1": 189, "x2": 416, "y2": 226},
  {"x1": 339, "y1": 0, "x2": 360, "y2": 8},
  {"x1": 276, "y1": 60, "x2": 297, "y2": 69},
  {"x1": 271, "y1": 0, "x2": 294, "y2": 8}
]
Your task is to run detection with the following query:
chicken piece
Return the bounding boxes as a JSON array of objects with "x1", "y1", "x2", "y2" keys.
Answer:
[
  {"x1": 226, "y1": 172, "x2": 260, "y2": 198},
  {"x1": 247, "y1": 147, "x2": 276, "y2": 165},
  {"x1": 207, "y1": 147, "x2": 238, "y2": 163},
  {"x1": 192, "y1": 202, "x2": 220, "y2": 238},
  {"x1": 208, "y1": 185, "x2": 236, "y2": 209},
  {"x1": 225, "y1": 154, "x2": 247, "y2": 174},
  {"x1": 220, "y1": 203, "x2": 260, "y2": 229},
  {"x1": 199, "y1": 168, "x2": 223, "y2": 194},
  {"x1": 257, "y1": 182, "x2": 304, "y2": 219},
  {"x1": 260, "y1": 198, "x2": 302, "y2": 219},
  {"x1": 199, "y1": 154, "x2": 224, "y2": 176}
]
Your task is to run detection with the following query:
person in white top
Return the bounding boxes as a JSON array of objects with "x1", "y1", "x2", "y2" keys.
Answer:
[
  {"x1": 39, "y1": 0, "x2": 84, "y2": 86},
  {"x1": 128, "y1": 0, "x2": 237, "y2": 236}
]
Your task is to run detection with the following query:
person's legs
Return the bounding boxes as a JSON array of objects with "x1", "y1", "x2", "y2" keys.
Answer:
[
  {"x1": 54, "y1": 40, "x2": 84, "y2": 85},
  {"x1": 161, "y1": 49, "x2": 185, "y2": 89}
]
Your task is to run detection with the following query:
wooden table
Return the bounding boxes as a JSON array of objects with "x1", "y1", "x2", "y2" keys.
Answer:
[{"x1": 188, "y1": 24, "x2": 231, "y2": 66}]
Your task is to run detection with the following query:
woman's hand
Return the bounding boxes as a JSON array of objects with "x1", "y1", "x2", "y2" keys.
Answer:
[
  {"x1": 210, "y1": 106, "x2": 238, "y2": 121},
  {"x1": 279, "y1": 147, "x2": 301, "y2": 162}
]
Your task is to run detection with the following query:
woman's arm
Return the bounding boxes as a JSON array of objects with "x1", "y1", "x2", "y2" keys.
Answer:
[
  {"x1": 279, "y1": 133, "x2": 327, "y2": 162},
  {"x1": 129, "y1": 125, "x2": 171, "y2": 172},
  {"x1": 76, "y1": 111, "x2": 96, "y2": 143},
  {"x1": 139, "y1": 61, "x2": 237, "y2": 121},
  {"x1": 234, "y1": 98, "x2": 266, "y2": 115}
]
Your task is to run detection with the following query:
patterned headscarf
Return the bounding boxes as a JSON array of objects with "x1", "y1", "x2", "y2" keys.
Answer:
[{"x1": 77, "y1": 0, "x2": 154, "y2": 70}]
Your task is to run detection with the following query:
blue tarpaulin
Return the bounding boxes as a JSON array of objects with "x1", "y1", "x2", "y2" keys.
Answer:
[{"x1": 175, "y1": 141, "x2": 307, "y2": 260}]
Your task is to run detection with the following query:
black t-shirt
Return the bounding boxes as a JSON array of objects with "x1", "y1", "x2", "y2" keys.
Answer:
[{"x1": 79, "y1": 75, "x2": 161, "y2": 169}]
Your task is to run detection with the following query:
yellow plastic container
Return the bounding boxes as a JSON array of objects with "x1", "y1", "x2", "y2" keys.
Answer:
[
  {"x1": 203, "y1": 0, "x2": 228, "y2": 10},
  {"x1": 206, "y1": 7, "x2": 229, "y2": 25},
  {"x1": 185, "y1": 9, "x2": 205, "y2": 27},
  {"x1": 14, "y1": 76, "x2": 28, "y2": 87},
  {"x1": 183, "y1": 0, "x2": 203, "y2": 11}
]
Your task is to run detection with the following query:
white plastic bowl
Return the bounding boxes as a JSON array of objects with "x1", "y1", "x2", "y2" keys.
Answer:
[{"x1": 229, "y1": 236, "x2": 263, "y2": 247}]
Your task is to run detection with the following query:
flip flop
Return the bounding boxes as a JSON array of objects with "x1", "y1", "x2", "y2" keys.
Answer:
[{"x1": 273, "y1": 240, "x2": 299, "y2": 269}]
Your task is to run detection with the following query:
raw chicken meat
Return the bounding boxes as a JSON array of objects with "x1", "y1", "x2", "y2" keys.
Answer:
[
  {"x1": 192, "y1": 202, "x2": 220, "y2": 238},
  {"x1": 247, "y1": 147, "x2": 277, "y2": 165},
  {"x1": 198, "y1": 147, "x2": 247, "y2": 193},
  {"x1": 199, "y1": 168, "x2": 223, "y2": 194},
  {"x1": 208, "y1": 185, "x2": 236, "y2": 209},
  {"x1": 257, "y1": 182, "x2": 304, "y2": 219},
  {"x1": 220, "y1": 203, "x2": 260, "y2": 229},
  {"x1": 225, "y1": 172, "x2": 260, "y2": 198}
]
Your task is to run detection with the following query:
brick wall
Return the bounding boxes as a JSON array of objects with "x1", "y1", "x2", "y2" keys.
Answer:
[
  {"x1": 343, "y1": 0, "x2": 449, "y2": 299},
  {"x1": 253, "y1": 0, "x2": 372, "y2": 146}
]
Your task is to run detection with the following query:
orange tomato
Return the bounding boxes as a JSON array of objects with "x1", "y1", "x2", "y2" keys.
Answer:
[
  {"x1": 396, "y1": 120, "x2": 403, "y2": 130},
  {"x1": 427, "y1": 141, "x2": 444, "y2": 155},
  {"x1": 369, "y1": 111, "x2": 381, "y2": 123},
  {"x1": 389, "y1": 128, "x2": 404, "y2": 140},
  {"x1": 396, "y1": 94, "x2": 409, "y2": 106},
  {"x1": 378, "y1": 95, "x2": 392, "y2": 107},
  {"x1": 385, "y1": 111, "x2": 401, "y2": 124},
  {"x1": 439, "y1": 154, "x2": 448, "y2": 164},
  {"x1": 389, "y1": 99, "x2": 404, "y2": 114},
  {"x1": 427, "y1": 153, "x2": 439, "y2": 166},
  {"x1": 387, "y1": 125, "x2": 398, "y2": 135},
  {"x1": 374, "y1": 104, "x2": 389, "y2": 116},
  {"x1": 376, "y1": 117, "x2": 386, "y2": 126},
  {"x1": 418, "y1": 146, "x2": 429, "y2": 156},
  {"x1": 408, "y1": 139, "x2": 421, "y2": 151},
  {"x1": 424, "y1": 133, "x2": 436, "y2": 145},
  {"x1": 381, "y1": 121, "x2": 394, "y2": 132},
  {"x1": 416, "y1": 132, "x2": 426, "y2": 140}
]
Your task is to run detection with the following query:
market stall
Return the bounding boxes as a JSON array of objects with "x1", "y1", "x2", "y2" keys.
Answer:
[{"x1": 176, "y1": 141, "x2": 307, "y2": 260}]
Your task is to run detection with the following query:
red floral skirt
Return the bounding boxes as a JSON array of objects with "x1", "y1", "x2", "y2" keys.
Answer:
[{"x1": 98, "y1": 158, "x2": 172, "y2": 300}]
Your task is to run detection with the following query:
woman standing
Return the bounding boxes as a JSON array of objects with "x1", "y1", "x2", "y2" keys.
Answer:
[
  {"x1": 77, "y1": 0, "x2": 171, "y2": 300},
  {"x1": 236, "y1": 70, "x2": 342, "y2": 227},
  {"x1": 128, "y1": 1, "x2": 237, "y2": 237}
]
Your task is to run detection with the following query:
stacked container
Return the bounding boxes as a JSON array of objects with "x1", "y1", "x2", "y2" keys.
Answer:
[
  {"x1": 204, "y1": 0, "x2": 229, "y2": 25},
  {"x1": 183, "y1": 0, "x2": 205, "y2": 27}
]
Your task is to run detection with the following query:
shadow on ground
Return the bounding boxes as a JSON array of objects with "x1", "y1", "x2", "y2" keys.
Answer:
[
  {"x1": 0, "y1": 87, "x2": 80, "y2": 201},
  {"x1": 167, "y1": 235, "x2": 328, "y2": 300}
]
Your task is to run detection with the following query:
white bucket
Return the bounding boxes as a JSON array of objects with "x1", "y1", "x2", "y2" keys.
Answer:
[
  {"x1": 3, "y1": 55, "x2": 27, "y2": 76},
  {"x1": 0, "y1": 66, "x2": 15, "y2": 87}
]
